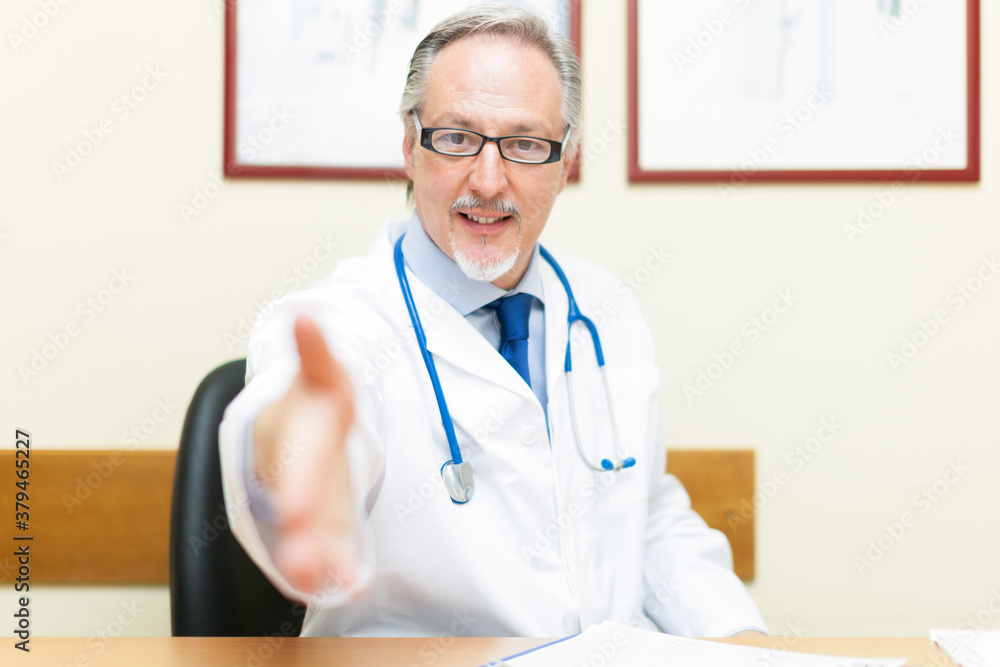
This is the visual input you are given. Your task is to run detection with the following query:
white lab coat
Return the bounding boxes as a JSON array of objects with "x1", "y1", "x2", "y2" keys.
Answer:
[{"x1": 219, "y1": 219, "x2": 766, "y2": 638}]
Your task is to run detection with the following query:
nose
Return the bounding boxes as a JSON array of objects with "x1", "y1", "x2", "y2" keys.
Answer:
[{"x1": 467, "y1": 140, "x2": 509, "y2": 200}]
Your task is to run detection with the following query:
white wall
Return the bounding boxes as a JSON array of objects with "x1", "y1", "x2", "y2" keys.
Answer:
[{"x1": 3, "y1": 0, "x2": 998, "y2": 639}]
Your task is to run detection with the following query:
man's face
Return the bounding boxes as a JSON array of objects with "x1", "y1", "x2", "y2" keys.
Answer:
[{"x1": 403, "y1": 34, "x2": 572, "y2": 290}]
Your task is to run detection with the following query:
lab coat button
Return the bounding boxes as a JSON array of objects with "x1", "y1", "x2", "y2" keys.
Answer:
[{"x1": 519, "y1": 426, "x2": 539, "y2": 445}]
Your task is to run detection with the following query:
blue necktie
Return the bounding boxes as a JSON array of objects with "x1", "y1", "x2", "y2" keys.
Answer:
[{"x1": 488, "y1": 293, "x2": 533, "y2": 388}]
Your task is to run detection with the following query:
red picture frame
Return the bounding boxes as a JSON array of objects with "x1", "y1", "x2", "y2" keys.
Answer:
[
  {"x1": 627, "y1": 0, "x2": 980, "y2": 183},
  {"x1": 223, "y1": 1, "x2": 582, "y2": 181}
]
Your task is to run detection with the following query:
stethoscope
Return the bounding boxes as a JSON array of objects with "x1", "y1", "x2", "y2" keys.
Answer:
[{"x1": 394, "y1": 234, "x2": 636, "y2": 504}]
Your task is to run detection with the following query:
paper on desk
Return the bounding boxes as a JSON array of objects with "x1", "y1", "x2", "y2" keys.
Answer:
[
  {"x1": 931, "y1": 629, "x2": 1000, "y2": 667},
  {"x1": 497, "y1": 622, "x2": 907, "y2": 667}
]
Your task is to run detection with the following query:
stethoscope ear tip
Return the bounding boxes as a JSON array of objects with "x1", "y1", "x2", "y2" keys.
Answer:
[{"x1": 600, "y1": 457, "x2": 637, "y2": 471}]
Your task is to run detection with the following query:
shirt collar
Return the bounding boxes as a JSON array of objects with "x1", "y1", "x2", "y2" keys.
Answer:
[{"x1": 400, "y1": 211, "x2": 545, "y2": 316}]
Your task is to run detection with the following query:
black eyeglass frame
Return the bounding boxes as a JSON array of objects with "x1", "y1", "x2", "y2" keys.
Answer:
[{"x1": 412, "y1": 113, "x2": 570, "y2": 165}]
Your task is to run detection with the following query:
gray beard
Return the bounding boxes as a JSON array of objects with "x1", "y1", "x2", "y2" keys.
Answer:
[{"x1": 450, "y1": 232, "x2": 521, "y2": 283}]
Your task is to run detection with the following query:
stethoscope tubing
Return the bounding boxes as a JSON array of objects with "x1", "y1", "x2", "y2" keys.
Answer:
[
  {"x1": 393, "y1": 236, "x2": 465, "y2": 468},
  {"x1": 538, "y1": 246, "x2": 633, "y2": 471},
  {"x1": 394, "y1": 233, "x2": 635, "y2": 502}
]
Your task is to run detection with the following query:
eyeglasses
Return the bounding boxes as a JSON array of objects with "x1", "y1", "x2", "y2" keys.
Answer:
[{"x1": 412, "y1": 114, "x2": 570, "y2": 165}]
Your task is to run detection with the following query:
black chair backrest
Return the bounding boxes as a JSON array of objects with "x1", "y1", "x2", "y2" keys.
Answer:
[{"x1": 169, "y1": 358, "x2": 305, "y2": 636}]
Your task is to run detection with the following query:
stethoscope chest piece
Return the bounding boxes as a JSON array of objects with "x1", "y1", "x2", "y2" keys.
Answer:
[{"x1": 442, "y1": 460, "x2": 474, "y2": 504}]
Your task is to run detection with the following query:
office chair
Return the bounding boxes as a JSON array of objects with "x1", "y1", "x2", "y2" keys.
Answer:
[{"x1": 170, "y1": 358, "x2": 305, "y2": 636}]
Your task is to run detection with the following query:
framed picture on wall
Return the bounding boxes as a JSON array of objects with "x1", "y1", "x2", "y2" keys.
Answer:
[
  {"x1": 628, "y1": 0, "x2": 980, "y2": 184},
  {"x1": 224, "y1": 0, "x2": 581, "y2": 180}
]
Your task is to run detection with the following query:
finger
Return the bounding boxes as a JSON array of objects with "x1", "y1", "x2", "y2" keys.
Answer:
[
  {"x1": 294, "y1": 315, "x2": 340, "y2": 388},
  {"x1": 293, "y1": 316, "x2": 355, "y2": 416}
]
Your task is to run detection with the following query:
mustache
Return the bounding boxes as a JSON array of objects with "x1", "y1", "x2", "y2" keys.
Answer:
[{"x1": 450, "y1": 196, "x2": 519, "y2": 217}]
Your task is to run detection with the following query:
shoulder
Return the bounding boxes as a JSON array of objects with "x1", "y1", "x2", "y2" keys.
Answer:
[
  {"x1": 246, "y1": 234, "x2": 404, "y2": 381},
  {"x1": 541, "y1": 247, "x2": 624, "y2": 299}
]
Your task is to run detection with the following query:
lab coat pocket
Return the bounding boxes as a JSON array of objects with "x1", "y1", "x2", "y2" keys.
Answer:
[{"x1": 590, "y1": 364, "x2": 659, "y2": 509}]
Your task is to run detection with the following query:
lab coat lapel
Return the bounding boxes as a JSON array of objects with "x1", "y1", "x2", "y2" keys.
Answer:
[
  {"x1": 541, "y1": 249, "x2": 570, "y2": 411},
  {"x1": 371, "y1": 225, "x2": 537, "y2": 404},
  {"x1": 418, "y1": 280, "x2": 519, "y2": 392}
]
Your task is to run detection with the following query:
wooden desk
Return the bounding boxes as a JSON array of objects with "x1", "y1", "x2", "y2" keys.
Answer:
[{"x1": 10, "y1": 637, "x2": 957, "y2": 667}]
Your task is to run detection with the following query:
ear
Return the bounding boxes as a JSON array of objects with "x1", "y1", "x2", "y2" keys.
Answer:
[
  {"x1": 556, "y1": 151, "x2": 574, "y2": 194},
  {"x1": 402, "y1": 124, "x2": 417, "y2": 180}
]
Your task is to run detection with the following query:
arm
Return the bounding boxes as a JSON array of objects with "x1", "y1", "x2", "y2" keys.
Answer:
[
  {"x1": 603, "y1": 285, "x2": 765, "y2": 635},
  {"x1": 641, "y1": 439, "x2": 768, "y2": 636}
]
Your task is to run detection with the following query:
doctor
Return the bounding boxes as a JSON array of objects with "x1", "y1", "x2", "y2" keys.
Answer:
[{"x1": 220, "y1": 3, "x2": 767, "y2": 638}]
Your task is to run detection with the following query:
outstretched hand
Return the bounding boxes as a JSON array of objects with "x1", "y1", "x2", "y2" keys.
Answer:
[{"x1": 253, "y1": 315, "x2": 358, "y2": 593}]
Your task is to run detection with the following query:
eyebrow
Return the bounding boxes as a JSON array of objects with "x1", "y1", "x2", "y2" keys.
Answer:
[{"x1": 433, "y1": 113, "x2": 548, "y2": 137}]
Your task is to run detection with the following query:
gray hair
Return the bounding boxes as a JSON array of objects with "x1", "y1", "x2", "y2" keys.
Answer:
[{"x1": 399, "y1": 3, "x2": 582, "y2": 197}]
